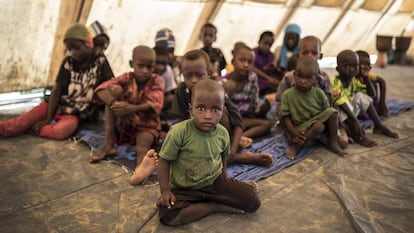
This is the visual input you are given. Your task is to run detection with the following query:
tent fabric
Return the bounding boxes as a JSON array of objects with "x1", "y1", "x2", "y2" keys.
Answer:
[{"x1": 0, "y1": 0, "x2": 413, "y2": 93}]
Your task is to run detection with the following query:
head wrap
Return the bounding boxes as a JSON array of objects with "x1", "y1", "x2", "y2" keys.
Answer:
[
  {"x1": 88, "y1": 20, "x2": 110, "y2": 46},
  {"x1": 279, "y1": 23, "x2": 301, "y2": 69},
  {"x1": 64, "y1": 23, "x2": 93, "y2": 47},
  {"x1": 155, "y1": 28, "x2": 175, "y2": 49}
]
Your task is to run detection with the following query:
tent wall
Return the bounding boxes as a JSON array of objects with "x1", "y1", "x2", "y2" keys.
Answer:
[{"x1": 0, "y1": 0, "x2": 413, "y2": 93}]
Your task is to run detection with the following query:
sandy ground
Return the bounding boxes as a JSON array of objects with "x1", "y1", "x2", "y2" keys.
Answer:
[{"x1": 0, "y1": 65, "x2": 413, "y2": 233}]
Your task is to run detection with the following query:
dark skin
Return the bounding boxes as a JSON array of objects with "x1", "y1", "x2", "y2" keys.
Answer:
[
  {"x1": 91, "y1": 46, "x2": 159, "y2": 185},
  {"x1": 336, "y1": 51, "x2": 398, "y2": 147},
  {"x1": 283, "y1": 59, "x2": 347, "y2": 159},
  {"x1": 33, "y1": 39, "x2": 93, "y2": 133},
  {"x1": 251, "y1": 35, "x2": 280, "y2": 89}
]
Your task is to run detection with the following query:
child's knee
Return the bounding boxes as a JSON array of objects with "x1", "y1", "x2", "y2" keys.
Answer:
[
  {"x1": 245, "y1": 195, "x2": 261, "y2": 213},
  {"x1": 109, "y1": 84, "x2": 123, "y2": 98}
]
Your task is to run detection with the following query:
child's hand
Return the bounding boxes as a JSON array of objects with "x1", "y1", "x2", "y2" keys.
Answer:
[
  {"x1": 157, "y1": 191, "x2": 176, "y2": 209},
  {"x1": 288, "y1": 128, "x2": 305, "y2": 145},
  {"x1": 32, "y1": 119, "x2": 52, "y2": 134},
  {"x1": 110, "y1": 101, "x2": 133, "y2": 117}
]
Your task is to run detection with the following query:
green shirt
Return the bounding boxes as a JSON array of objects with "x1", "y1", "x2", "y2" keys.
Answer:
[
  {"x1": 279, "y1": 87, "x2": 337, "y2": 132},
  {"x1": 159, "y1": 119, "x2": 230, "y2": 190},
  {"x1": 331, "y1": 76, "x2": 366, "y2": 106}
]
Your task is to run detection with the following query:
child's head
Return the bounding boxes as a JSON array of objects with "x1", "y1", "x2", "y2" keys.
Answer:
[
  {"x1": 130, "y1": 45, "x2": 156, "y2": 84},
  {"x1": 294, "y1": 56, "x2": 319, "y2": 93},
  {"x1": 155, "y1": 28, "x2": 176, "y2": 61},
  {"x1": 257, "y1": 31, "x2": 274, "y2": 54},
  {"x1": 88, "y1": 21, "x2": 110, "y2": 54},
  {"x1": 64, "y1": 23, "x2": 93, "y2": 63},
  {"x1": 355, "y1": 50, "x2": 371, "y2": 77},
  {"x1": 298, "y1": 35, "x2": 323, "y2": 61},
  {"x1": 284, "y1": 23, "x2": 301, "y2": 50},
  {"x1": 336, "y1": 50, "x2": 359, "y2": 79},
  {"x1": 153, "y1": 45, "x2": 169, "y2": 76},
  {"x1": 190, "y1": 79, "x2": 225, "y2": 132},
  {"x1": 200, "y1": 23, "x2": 217, "y2": 47},
  {"x1": 232, "y1": 44, "x2": 254, "y2": 78},
  {"x1": 181, "y1": 49, "x2": 211, "y2": 90}
]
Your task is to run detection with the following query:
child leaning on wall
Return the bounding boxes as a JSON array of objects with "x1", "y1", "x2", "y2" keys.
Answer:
[
  {"x1": 90, "y1": 45, "x2": 164, "y2": 186},
  {"x1": 0, "y1": 23, "x2": 113, "y2": 139}
]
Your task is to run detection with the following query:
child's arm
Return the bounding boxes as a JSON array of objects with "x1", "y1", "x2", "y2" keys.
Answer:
[
  {"x1": 376, "y1": 76, "x2": 388, "y2": 116},
  {"x1": 338, "y1": 102, "x2": 361, "y2": 138},
  {"x1": 225, "y1": 126, "x2": 244, "y2": 168},
  {"x1": 157, "y1": 158, "x2": 175, "y2": 209},
  {"x1": 283, "y1": 116, "x2": 305, "y2": 145},
  {"x1": 363, "y1": 75, "x2": 377, "y2": 98},
  {"x1": 33, "y1": 84, "x2": 62, "y2": 132},
  {"x1": 250, "y1": 66, "x2": 279, "y2": 87}
]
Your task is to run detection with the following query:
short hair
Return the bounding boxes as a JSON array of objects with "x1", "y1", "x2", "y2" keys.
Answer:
[
  {"x1": 259, "y1": 31, "x2": 274, "y2": 42},
  {"x1": 355, "y1": 50, "x2": 370, "y2": 59},
  {"x1": 182, "y1": 49, "x2": 211, "y2": 73},
  {"x1": 201, "y1": 23, "x2": 217, "y2": 33},
  {"x1": 299, "y1": 36, "x2": 322, "y2": 50},
  {"x1": 232, "y1": 43, "x2": 252, "y2": 56},
  {"x1": 337, "y1": 50, "x2": 356, "y2": 65},
  {"x1": 296, "y1": 56, "x2": 319, "y2": 73},
  {"x1": 132, "y1": 45, "x2": 155, "y2": 60},
  {"x1": 192, "y1": 79, "x2": 224, "y2": 103},
  {"x1": 153, "y1": 45, "x2": 169, "y2": 56}
]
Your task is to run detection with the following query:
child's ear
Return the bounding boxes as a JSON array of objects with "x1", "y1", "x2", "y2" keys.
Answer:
[
  {"x1": 129, "y1": 60, "x2": 133, "y2": 68},
  {"x1": 319, "y1": 53, "x2": 324, "y2": 60}
]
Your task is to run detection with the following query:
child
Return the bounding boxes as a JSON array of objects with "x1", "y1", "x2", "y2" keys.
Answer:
[
  {"x1": 355, "y1": 50, "x2": 389, "y2": 117},
  {"x1": 171, "y1": 49, "x2": 272, "y2": 167},
  {"x1": 0, "y1": 23, "x2": 113, "y2": 139},
  {"x1": 280, "y1": 57, "x2": 347, "y2": 159},
  {"x1": 274, "y1": 23, "x2": 301, "y2": 72},
  {"x1": 219, "y1": 44, "x2": 272, "y2": 139},
  {"x1": 153, "y1": 45, "x2": 177, "y2": 119},
  {"x1": 251, "y1": 31, "x2": 280, "y2": 95},
  {"x1": 199, "y1": 23, "x2": 227, "y2": 79},
  {"x1": 90, "y1": 45, "x2": 165, "y2": 185},
  {"x1": 88, "y1": 20, "x2": 110, "y2": 56},
  {"x1": 155, "y1": 28, "x2": 182, "y2": 84},
  {"x1": 331, "y1": 50, "x2": 398, "y2": 147},
  {"x1": 157, "y1": 79, "x2": 261, "y2": 225}
]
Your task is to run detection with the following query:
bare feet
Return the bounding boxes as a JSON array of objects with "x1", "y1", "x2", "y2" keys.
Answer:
[
  {"x1": 130, "y1": 149, "x2": 159, "y2": 185},
  {"x1": 239, "y1": 136, "x2": 253, "y2": 149},
  {"x1": 235, "y1": 151, "x2": 273, "y2": 167},
  {"x1": 356, "y1": 135, "x2": 377, "y2": 147},
  {"x1": 328, "y1": 143, "x2": 348, "y2": 157},
  {"x1": 286, "y1": 144, "x2": 300, "y2": 160},
  {"x1": 373, "y1": 127, "x2": 399, "y2": 138},
  {"x1": 90, "y1": 146, "x2": 117, "y2": 163}
]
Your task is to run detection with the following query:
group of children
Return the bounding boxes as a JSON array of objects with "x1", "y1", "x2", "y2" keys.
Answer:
[{"x1": 0, "y1": 21, "x2": 400, "y2": 225}]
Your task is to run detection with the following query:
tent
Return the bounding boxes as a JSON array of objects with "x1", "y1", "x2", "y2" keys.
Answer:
[{"x1": 1, "y1": 0, "x2": 413, "y2": 93}]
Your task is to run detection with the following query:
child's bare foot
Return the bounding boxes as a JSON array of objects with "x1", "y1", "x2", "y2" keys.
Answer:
[
  {"x1": 373, "y1": 127, "x2": 399, "y2": 138},
  {"x1": 328, "y1": 143, "x2": 348, "y2": 157},
  {"x1": 130, "y1": 149, "x2": 159, "y2": 185},
  {"x1": 286, "y1": 144, "x2": 299, "y2": 160},
  {"x1": 90, "y1": 146, "x2": 117, "y2": 163},
  {"x1": 244, "y1": 180, "x2": 258, "y2": 193},
  {"x1": 236, "y1": 151, "x2": 273, "y2": 167},
  {"x1": 239, "y1": 136, "x2": 253, "y2": 148},
  {"x1": 356, "y1": 135, "x2": 377, "y2": 147}
]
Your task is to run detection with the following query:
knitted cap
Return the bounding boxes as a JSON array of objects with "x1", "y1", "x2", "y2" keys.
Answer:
[
  {"x1": 88, "y1": 20, "x2": 110, "y2": 43},
  {"x1": 155, "y1": 28, "x2": 175, "y2": 49},
  {"x1": 64, "y1": 23, "x2": 93, "y2": 47}
]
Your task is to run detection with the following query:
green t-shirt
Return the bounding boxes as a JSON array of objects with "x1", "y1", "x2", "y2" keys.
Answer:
[
  {"x1": 331, "y1": 76, "x2": 366, "y2": 106},
  {"x1": 159, "y1": 119, "x2": 230, "y2": 190},
  {"x1": 279, "y1": 87, "x2": 337, "y2": 132}
]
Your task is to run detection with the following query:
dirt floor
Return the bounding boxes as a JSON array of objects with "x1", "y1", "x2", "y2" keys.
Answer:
[{"x1": 0, "y1": 65, "x2": 413, "y2": 233}]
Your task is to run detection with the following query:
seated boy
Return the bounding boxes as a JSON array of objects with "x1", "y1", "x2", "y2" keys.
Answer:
[
  {"x1": 0, "y1": 23, "x2": 113, "y2": 140},
  {"x1": 90, "y1": 45, "x2": 165, "y2": 185},
  {"x1": 355, "y1": 50, "x2": 389, "y2": 117},
  {"x1": 280, "y1": 57, "x2": 347, "y2": 159},
  {"x1": 157, "y1": 79, "x2": 261, "y2": 225},
  {"x1": 331, "y1": 50, "x2": 398, "y2": 147},
  {"x1": 171, "y1": 49, "x2": 273, "y2": 167}
]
